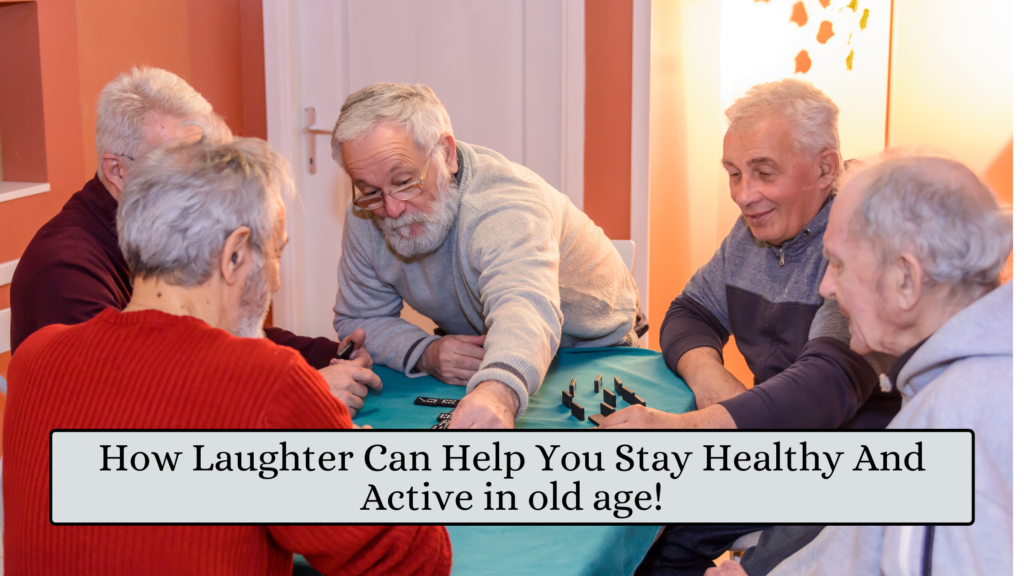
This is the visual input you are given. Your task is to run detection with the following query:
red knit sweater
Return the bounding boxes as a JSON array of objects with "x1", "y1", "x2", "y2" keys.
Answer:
[{"x1": 3, "y1": 309, "x2": 451, "y2": 576}]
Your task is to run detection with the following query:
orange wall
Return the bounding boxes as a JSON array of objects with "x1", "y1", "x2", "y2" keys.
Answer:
[
  {"x1": 0, "y1": 0, "x2": 265, "y2": 380},
  {"x1": 583, "y1": 0, "x2": 632, "y2": 240},
  {"x1": 648, "y1": 0, "x2": 753, "y2": 385}
]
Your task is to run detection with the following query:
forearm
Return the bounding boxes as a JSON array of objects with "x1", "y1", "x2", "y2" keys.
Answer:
[
  {"x1": 677, "y1": 404, "x2": 737, "y2": 429},
  {"x1": 334, "y1": 314, "x2": 438, "y2": 376},
  {"x1": 264, "y1": 327, "x2": 339, "y2": 369},
  {"x1": 676, "y1": 347, "x2": 748, "y2": 409},
  {"x1": 718, "y1": 337, "x2": 877, "y2": 429}
]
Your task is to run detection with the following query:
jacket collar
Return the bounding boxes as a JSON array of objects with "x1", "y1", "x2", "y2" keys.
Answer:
[
  {"x1": 83, "y1": 174, "x2": 120, "y2": 238},
  {"x1": 755, "y1": 193, "x2": 834, "y2": 265}
]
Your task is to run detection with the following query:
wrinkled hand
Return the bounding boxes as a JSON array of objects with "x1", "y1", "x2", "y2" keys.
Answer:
[
  {"x1": 416, "y1": 334, "x2": 486, "y2": 386},
  {"x1": 449, "y1": 380, "x2": 519, "y2": 429},
  {"x1": 598, "y1": 405, "x2": 685, "y2": 429},
  {"x1": 331, "y1": 329, "x2": 373, "y2": 369},
  {"x1": 318, "y1": 362, "x2": 382, "y2": 417},
  {"x1": 704, "y1": 560, "x2": 748, "y2": 575}
]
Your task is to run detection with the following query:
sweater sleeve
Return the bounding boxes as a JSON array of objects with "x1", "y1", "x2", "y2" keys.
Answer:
[
  {"x1": 264, "y1": 363, "x2": 453, "y2": 576},
  {"x1": 332, "y1": 212, "x2": 440, "y2": 377},
  {"x1": 660, "y1": 237, "x2": 733, "y2": 374},
  {"x1": 717, "y1": 337, "x2": 878, "y2": 429},
  {"x1": 463, "y1": 201, "x2": 563, "y2": 418},
  {"x1": 263, "y1": 327, "x2": 339, "y2": 370}
]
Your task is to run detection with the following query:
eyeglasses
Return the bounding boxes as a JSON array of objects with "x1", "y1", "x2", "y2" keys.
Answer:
[
  {"x1": 351, "y1": 143, "x2": 439, "y2": 211},
  {"x1": 115, "y1": 153, "x2": 135, "y2": 161}
]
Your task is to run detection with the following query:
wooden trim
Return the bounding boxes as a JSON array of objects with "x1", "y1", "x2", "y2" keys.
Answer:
[
  {"x1": 0, "y1": 182, "x2": 49, "y2": 204},
  {"x1": 0, "y1": 258, "x2": 18, "y2": 287},
  {"x1": 262, "y1": 0, "x2": 307, "y2": 334},
  {"x1": 561, "y1": 0, "x2": 586, "y2": 210},
  {"x1": 0, "y1": 307, "x2": 10, "y2": 354},
  {"x1": 630, "y1": 0, "x2": 651, "y2": 346},
  {"x1": 884, "y1": 0, "x2": 896, "y2": 148}
]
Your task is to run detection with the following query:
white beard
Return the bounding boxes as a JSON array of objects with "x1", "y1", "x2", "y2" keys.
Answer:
[
  {"x1": 232, "y1": 259, "x2": 271, "y2": 339},
  {"x1": 373, "y1": 157, "x2": 462, "y2": 258}
]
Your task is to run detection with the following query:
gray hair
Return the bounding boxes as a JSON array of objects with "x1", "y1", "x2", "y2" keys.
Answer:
[
  {"x1": 96, "y1": 66, "x2": 213, "y2": 169},
  {"x1": 726, "y1": 78, "x2": 842, "y2": 164},
  {"x1": 331, "y1": 83, "x2": 453, "y2": 166},
  {"x1": 850, "y1": 155, "x2": 1012, "y2": 301},
  {"x1": 118, "y1": 125, "x2": 293, "y2": 286}
]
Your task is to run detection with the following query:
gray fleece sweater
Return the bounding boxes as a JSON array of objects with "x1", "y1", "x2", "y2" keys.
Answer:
[
  {"x1": 333, "y1": 142, "x2": 640, "y2": 416},
  {"x1": 766, "y1": 281, "x2": 1013, "y2": 576}
]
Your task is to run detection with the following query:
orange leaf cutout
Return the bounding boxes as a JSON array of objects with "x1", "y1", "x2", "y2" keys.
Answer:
[
  {"x1": 819, "y1": 0, "x2": 830, "y2": 6},
  {"x1": 795, "y1": 50, "x2": 812, "y2": 74},
  {"x1": 860, "y1": 8, "x2": 870, "y2": 29},
  {"x1": 817, "y1": 20, "x2": 835, "y2": 43},
  {"x1": 846, "y1": 50, "x2": 854, "y2": 70},
  {"x1": 790, "y1": 2, "x2": 808, "y2": 26}
]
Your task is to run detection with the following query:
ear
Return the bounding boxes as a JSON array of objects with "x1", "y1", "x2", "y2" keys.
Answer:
[
  {"x1": 817, "y1": 149, "x2": 841, "y2": 192},
  {"x1": 220, "y1": 226, "x2": 253, "y2": 286},
  {"x1": 441, "y1": 133, "x2": 459, "y2": 174},
  {"x1": 891, "y1": 251, "x2": 925, "y2": 311},
  {"x1": 99, "y1": 154, "x2": 129, "y2": 197}
]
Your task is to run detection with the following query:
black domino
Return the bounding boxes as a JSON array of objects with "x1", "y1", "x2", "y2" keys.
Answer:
[
  {"x1": 437, "y1": 412, "x2": 453, "y2": 422},
  {"x1": 594, "y1": 374, "x2": 603, "y2": 393},
  {"x1": 562, "y1": 390, "x2": 573, "y2": 409},
  {"x1": 569, "y1": 379, "x2": 576, "y2": 396},
  {"x1": 438, "y1": 398, "x2": 460, "y2": 408},
  {"x1": 571, "y1": 401, "x2": 585, "y2": 421},
  {"x1": 601, "y1": 402, "x2": 615, "y2": 417},
  {"x1": 614, "y1": 377, "x2": 624, "y2": 395},
  {"x1": 415, "y1": 397, "x2": 441, "y2": 407},
  {"x1": 588, "y1": 414, "x2": 605, "y2": 427},
  {"x1": 603, "y1": 388, "x2": 616, "y2": 407},
  {"x1": 633, "y1": 396, "x2": 646, "y2": 407}
]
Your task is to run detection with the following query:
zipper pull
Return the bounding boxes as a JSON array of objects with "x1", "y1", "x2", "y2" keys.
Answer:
[{"x1": 779, "y1": 249, "x2": 785, "y2": 266}]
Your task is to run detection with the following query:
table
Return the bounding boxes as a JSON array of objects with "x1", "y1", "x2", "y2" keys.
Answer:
[{"x1": 300, "y1": 347, "x2": 695, "y2": 576}]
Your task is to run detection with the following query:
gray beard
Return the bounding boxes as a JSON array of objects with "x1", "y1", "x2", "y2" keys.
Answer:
[
  {"x1": 373, "y1": 160, "x2": 461, "y2": 259},
  {"x1": 232, "y1": 259, "x2": 272, "y2": 339}
]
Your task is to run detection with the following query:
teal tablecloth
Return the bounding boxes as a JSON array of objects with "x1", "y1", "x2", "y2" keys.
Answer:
[
  {"x1": 352, "y1": 346, "x2": 696, "y2": 430},
  {"x1": 301, "y1": 347, "x2": 694, "y2": 576}
]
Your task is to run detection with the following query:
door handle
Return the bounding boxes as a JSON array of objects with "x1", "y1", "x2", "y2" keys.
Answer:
[{"x1": 303, "y1": 106, "x2": 333, "y2": 175}]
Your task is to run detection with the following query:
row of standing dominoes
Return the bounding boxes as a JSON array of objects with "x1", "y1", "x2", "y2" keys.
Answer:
[{"x1": 563, "y1": 375, "x2": 646, "y2": 426}]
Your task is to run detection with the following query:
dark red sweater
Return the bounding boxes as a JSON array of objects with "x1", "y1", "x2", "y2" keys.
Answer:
[
  {"x1": 9, "y1": 175, "x2": 339, "y2": 367},
  {"x1": 3, "y1": 309, "x2": 451, "y2": 576}
]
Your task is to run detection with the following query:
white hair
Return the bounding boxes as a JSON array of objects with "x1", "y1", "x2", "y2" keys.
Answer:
[
  {"x1": 331, "y1": 83, "x2": 453, "y2": 165},
  {"x1": 726, "y1": 78, "x2": 842, "y2": 164},
  {"x1": 117, "y1": 124, "x2": 292, "y2": 287},
  {"x1": 96, "y1": 66, "x2": 213, "y2": 169},
  {"x1": 850, "y1": 155, "x2": 1012, "y2": 301}
]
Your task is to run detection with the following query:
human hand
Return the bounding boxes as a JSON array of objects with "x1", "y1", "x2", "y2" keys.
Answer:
[
  {"x1": 331, "y1": 328, "x2": 372, "y2": 369},
  {"x1": 318, "y1": 362, "x2": 382, "y2": 417},
  {"x1": 704, "y1": 560, "x2": 748, "y2": 575},
  {"x1": 415, "y1": 334, "x2": 486, "y2": 386},
  {"x1": 598, "y1": 405, "x2": 685, "y2": 429},
  {"x1": 449, "y1": 380, "x2": 519, "y2": 429},
  {"x1": 599, "y1": 404, "x2": 736, "y2": 429}
]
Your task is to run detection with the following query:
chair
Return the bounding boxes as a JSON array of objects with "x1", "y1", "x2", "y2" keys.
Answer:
[{"x1": 611, "y1": 239, "x2": 635, "y2": 273}]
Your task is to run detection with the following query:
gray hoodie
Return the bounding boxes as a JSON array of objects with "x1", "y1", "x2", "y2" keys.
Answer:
[{"x1": 766, "y1": 281, "x2": 1012, "y2": 576}]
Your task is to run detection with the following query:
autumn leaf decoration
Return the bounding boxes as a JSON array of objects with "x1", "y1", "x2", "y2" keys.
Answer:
[{"x1": 776, "y1": 0, "x2": 871, "y2": 74}]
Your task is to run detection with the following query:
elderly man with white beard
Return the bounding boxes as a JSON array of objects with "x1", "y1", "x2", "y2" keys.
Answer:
[{"x1": 330, "y1": 83, "x2": 644, "y2": 429}]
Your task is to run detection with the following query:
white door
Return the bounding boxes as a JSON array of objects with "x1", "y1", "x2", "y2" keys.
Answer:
[{"x1": 264, "y1": 0, "x2": 585, "y2": 339}]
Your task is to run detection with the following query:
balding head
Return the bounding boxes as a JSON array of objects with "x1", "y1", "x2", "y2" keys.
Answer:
[{"x1": 820, "y1": 153, "x2": 1011, "y2": 355}]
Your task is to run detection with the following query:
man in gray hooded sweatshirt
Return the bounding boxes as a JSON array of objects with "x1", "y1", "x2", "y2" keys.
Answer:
[{"x1": 709, "y1": 155, "x2": 1012, "y2": 576}]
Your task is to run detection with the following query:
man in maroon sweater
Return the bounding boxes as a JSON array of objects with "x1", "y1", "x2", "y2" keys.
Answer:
[
  {"x1": 4, "y1": 132, "x2": 452, "y2": 575},
  {"x1": 10, "y1": 66, "x2": 378, "y2": 413}
]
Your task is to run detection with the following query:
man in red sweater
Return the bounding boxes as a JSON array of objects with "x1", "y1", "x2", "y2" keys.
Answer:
[
  {"x1": 9, "y1": 66, "x2": 377, "y2": 414},
  {"x1": 4, "y1": 132, "x2": 452, "y2": 575}
]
